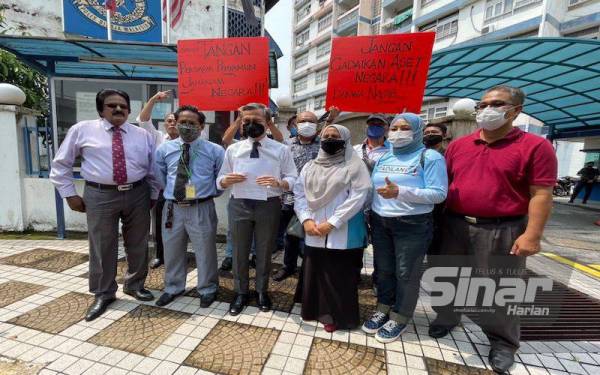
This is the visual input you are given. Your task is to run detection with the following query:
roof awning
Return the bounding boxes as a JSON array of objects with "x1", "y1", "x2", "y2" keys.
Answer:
[
  {"x1": 0, "y1": 35, "x2": 281, "y2": 87},
  {"x1": 426, "y1": 38, "x2": 600, "y2": 139},
  {"x1": 394, "y1": 8, "x2": 413, "y2": 26}
]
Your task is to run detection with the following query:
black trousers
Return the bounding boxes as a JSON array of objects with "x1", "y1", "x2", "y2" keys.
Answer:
[
  {"x1": 280, "y1": 205, "x2": 302, "y2": 272},
  {"x1": 429, "y1": 214, "x2": 527, "y2": 352},
  {"x1": 570, "y1": 181, "x2": 594, "y2": 203},
  {"x1": 153, "y1": 193, "x2": 166, "y2": 262}
]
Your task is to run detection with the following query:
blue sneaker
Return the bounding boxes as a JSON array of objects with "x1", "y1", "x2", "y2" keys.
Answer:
[
  {"x1": 362, "y1": 311, "x2": 389, "y2": 334},
  {"x1": 375, "y1": 320, "x2": 408, "y2": 343}
]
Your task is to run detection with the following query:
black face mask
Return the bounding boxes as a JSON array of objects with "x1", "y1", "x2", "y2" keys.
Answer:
[
  {"x1": 244, "y1": 121, "x2": 265, "y2": 138},
  {"x1": 423, "y1": 134, "x2": 443, "y2": 147},
  {"x1": 321, "y1": 138, "x2": 346, "y2": 155}
]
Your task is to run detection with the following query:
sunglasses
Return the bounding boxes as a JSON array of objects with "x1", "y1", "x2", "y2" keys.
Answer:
[
  {"x1": 104, "y1": 103, "x2": 129, "y2": 110},
  {"x1": 476, "y1": 101, "x2": 516, "y2": 110}
]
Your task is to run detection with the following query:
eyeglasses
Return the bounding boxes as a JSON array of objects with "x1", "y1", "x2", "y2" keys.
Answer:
[
  {"x1": 104, "y1": 103, "x2": 129, "y2": 110},
  {"x1": 178, "y1": 121, "x2": 197, "y2": 126},
  {"x1": 476, "y1": 101, "x2": 516, "y2": 110}
]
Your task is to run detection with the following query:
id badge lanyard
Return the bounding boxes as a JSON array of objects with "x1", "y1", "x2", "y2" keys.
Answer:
[{"x1": 181, "y1": 144, "x2": 196, "y2": 200}]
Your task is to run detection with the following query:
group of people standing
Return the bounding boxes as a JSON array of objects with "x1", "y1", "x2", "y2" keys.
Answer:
[{"x1": 50, "y1": 84, "x2": 557, "y2": 374}]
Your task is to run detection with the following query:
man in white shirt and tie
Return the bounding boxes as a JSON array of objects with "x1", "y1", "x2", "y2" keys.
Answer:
[
  {"x1": 217, "y1": 103, "x2": 297, "y2": 316},
  {"x1": 50, "y1": 89, "x2": 159, "y2": 321}
]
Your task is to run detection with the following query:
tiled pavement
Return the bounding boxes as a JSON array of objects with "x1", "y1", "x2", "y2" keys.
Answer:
[{"x1": 0, "y1": 240, "x2": 600, "y2": 374}]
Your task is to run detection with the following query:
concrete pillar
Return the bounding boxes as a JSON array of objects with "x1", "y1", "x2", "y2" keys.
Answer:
[
  {"x1": 0, "y1": 105, "x2": 26, "y2": 231},
  {"x1": 275, "y1": 104, "x2": 297, "y2": 139}
]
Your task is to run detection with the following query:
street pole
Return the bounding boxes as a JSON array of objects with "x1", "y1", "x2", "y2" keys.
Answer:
[{"x1": 106, "y1": 9, "x2": 113, "y2": 40}]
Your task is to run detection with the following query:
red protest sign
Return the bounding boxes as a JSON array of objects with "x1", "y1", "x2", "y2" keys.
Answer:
[
  {"x1": 326, "y1": 33, "x2": 435, "y2": 113},
  {"x1": 177, "y1": 37, "x2": 269, "y2": 111}
]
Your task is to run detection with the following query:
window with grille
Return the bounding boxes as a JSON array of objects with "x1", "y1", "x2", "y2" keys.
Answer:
[
  {"x1": 569, "y1": 0, "x2": 591, "y2": 5},
  {"x1": 420, "y1": 105, "x2": 447, "y2": 121},
  {"x1": 295, "y1": 101, "x2": 308, "y2": 111},
  {"x1": 418, "y1": 13, "x2": 458, "y2": 40},
  {"x1": 228, "y1": 9, "x2": 261, "y2": 37},
  {"x1": 294, "y1": 77, "x2": 308, "y2": 93},
  {"x1": 564, "y1": 26, "x2": 599, "y2": 39},
  {"x1": 297, "y1": 4, "x2": 311, "y2": 22},
  {"x1": 315, "y1": 69, "x2": 328, "y2": 84},
  {"x1": 295, "y1": 53, "x2": 309, "y2": 69},
  {"x1": 314, "y1": 95, "x2": 326, "y2": 110},
  {"x1": 318, "y1": 13, "x2": 333, "y2": 32},
  {"x1": 316, "y1": 40, "x2": 331, "y2": 58},
  {"x1": 296, "y1": 29, "x2": 310, "y2": 47}
]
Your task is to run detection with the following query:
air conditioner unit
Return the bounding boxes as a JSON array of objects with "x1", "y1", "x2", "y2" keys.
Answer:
[{"x1": 482, "y1": 24, "x2": 496, "y2": 34}]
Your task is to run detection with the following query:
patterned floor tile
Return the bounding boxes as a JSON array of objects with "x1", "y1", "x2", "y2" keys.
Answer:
[
  {"x1": 187, "y1": 266, "x2": 297, "y2": 312},
  {"x1": 88, "y1": 304, "x2": 190, "y2": 356},
  {"x1": 424, "y1": 357, "x2": 494, "y2": 374},
  {"x1": 0, "y1": 281, "x2": 47, "y2": 308},
  {"x1": 0, "y1": 248, "x2": 88, "y2": 272},
  {"x1": 8, "y1": 292, "x2": 94, "y2": 333},
  {"x1": 304, "y1": 337, "x2": 386, "y2": 375},
  {"x1": 187, "y1": 266, "x2": 376, "y2": 316},
  {"x1": 183, "y1": 320, "x2": 280, "y2": 374},
  {"x1": 80, "y1": 256, "x2": 196, "y2": 291}
]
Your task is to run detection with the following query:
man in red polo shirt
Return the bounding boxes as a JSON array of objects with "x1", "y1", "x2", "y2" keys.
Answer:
[{"x1": 427, "y1": 85, "x2": 557, "y2": 374}]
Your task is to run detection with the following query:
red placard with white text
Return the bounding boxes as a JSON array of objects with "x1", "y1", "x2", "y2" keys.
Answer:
[
  {"x1": 325, "y1": 33, "x2": 435, "y2": 113},
  {"x1": 177, "y1": 37, "x2": 269, "y2": 111}
]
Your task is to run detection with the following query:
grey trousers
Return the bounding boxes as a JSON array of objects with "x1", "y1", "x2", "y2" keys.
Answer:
[
  {"x1": 228, "y1": 197, "x2": 281, "y2": 294},
  {"x1": 429, "y1": 214, "x2": 527, "y2": 352},
  {"x1": 83, "y1": 181, "x2": 150, "y2": 299},
  {"x1": 162, "y1": 199, "x2": 218, "y2": 296}
]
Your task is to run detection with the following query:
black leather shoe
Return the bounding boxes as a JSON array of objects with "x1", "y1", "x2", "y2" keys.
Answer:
[
  {"x1": 155, "y1": 290, "x2": 184, "y2": 307},
  {"x1": 220, "y1": 257, "x2": 232, "y2": 271},
  {"x1": 149, "y1": 258, "x2": 163, "y2": 269},
  {"x1": 489, "y1": 347, "x2": 515, "y2": 374},
  {"x1": 229, "y1": 294, "x2": 248, "y2": 316},
  {"x1": 200, "y1": 293, "x2": 217, "y2": 308},
  {"x1": 428, "y1": 323, "x2": 456, "y2": 339},
  {"x1": 257, "y1": 292, "x2": 272, "y2": 312},
  {"x1": 85, "y1": 297, "x2": 115, "y2": 321},
  {"x1": 272, "y1": 268, "x2": 294, "y2": 282},
  {"x1": 123, "y1": 288, "x2": 154, "y2": 301},
  {"x1": 249, "y1": 255, "x2": 256, "y2": 269}
]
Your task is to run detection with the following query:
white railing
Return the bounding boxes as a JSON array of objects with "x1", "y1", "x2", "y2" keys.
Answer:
[{"x1": 338, "y1": 6, "x2": 359, "y2": 30}]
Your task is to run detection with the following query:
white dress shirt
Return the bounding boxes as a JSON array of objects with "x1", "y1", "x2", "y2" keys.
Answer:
[
  {"x1": 50, "y1": 118, "x2": 159, "y2": 199},
  {"x1": 137, "y1": 118, "x2": 172, "y2": 148},
  {"x1": 217, "y1": 136, "x2": 297, "y2": 198}
]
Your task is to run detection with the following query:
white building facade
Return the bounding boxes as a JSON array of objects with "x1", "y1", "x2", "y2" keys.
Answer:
[{"x1": 290, "y1": 0, "x2": 600, "y2": 173}]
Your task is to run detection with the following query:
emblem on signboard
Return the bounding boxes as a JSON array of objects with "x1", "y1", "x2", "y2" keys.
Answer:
[{"x1": 73, "y1": 0, "x2": 156, "y2": 34}]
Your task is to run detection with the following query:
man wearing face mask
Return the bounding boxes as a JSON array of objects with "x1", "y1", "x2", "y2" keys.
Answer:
[
  {"x1": 273, "y1": 109, "x2": 337, "y2": 282},
  {"x1": 353, "y1": 114, "x2": 391, "y2": 173},
  {"x1": 423, "y1": 123, "x2": 448, "y2": 257},
  {"x1": 137, "y1": 90, "x2": 180, "y2": 269},
  {"x1": 217, "y1": 103, "x2": 297, "y2": 315},
  {"x1": 423, "y1": 123, "x2": 447, "y2": 155},
  {"x1": 428, "y1": 86, "x2": 557, "y2": 374},
  {"x1": 154, "y1": 105, "x2": 224, "y2": 308},
  {"x1": 50, "y1": 89, "x2": 159, "y2": 321}
]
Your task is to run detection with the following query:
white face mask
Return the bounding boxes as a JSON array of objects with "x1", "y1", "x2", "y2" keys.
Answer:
[
  {"x1": 297, "y1": 122, "x2": 317, "y2": 137},
  {"x1": 476, "y1": 107, "x2": 513, "y2": 131},
  {"x1": 387, "y1": 130, "x2": 413, "y2": 147}
]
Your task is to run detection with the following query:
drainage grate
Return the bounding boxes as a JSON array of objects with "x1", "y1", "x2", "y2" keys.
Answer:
[{"x1": 464, "y1": 270, "x2": 600, "y2": 341}]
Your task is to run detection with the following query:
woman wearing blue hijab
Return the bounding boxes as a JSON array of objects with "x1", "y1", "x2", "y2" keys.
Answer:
[{"x1": 362, "y1": 113, "x2": 448, "y2": 343}]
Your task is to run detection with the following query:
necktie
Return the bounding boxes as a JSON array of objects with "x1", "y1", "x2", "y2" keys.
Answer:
[
  {"x1": 250, "y1": 141, "x2": 260, "y2": 158},
  {"x1": 174, "y1": 143, "x2": 191, "y2": 201},
  {"x1": 112, "y1": 127, "x2": 127, "y2": 185}
]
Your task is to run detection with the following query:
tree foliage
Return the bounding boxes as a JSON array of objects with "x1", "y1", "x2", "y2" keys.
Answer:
[{"x1": 0, "y1": 7, "x2": 48, "y2": 114}]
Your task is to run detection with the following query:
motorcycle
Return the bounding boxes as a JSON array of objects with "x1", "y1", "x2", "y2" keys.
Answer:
[{"x1": 553, "y1": 176, "x2": 574, "y2": 197}]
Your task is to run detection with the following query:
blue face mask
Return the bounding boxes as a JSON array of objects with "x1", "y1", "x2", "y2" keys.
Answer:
[
  {"x1": 367, "y1": 125, "x2": 386, "y2": 139},
  {"x1": 290, "y1": 127, "x2": 298, "y2": 137}
]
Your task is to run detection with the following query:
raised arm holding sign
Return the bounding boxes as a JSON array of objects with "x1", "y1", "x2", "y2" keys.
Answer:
[
  {"x1": 177, "y1": 37, "x2": 270, "y2": 111},
  {"x1": 325, "y1": 33, "x2": 435, "y2": 113}
]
